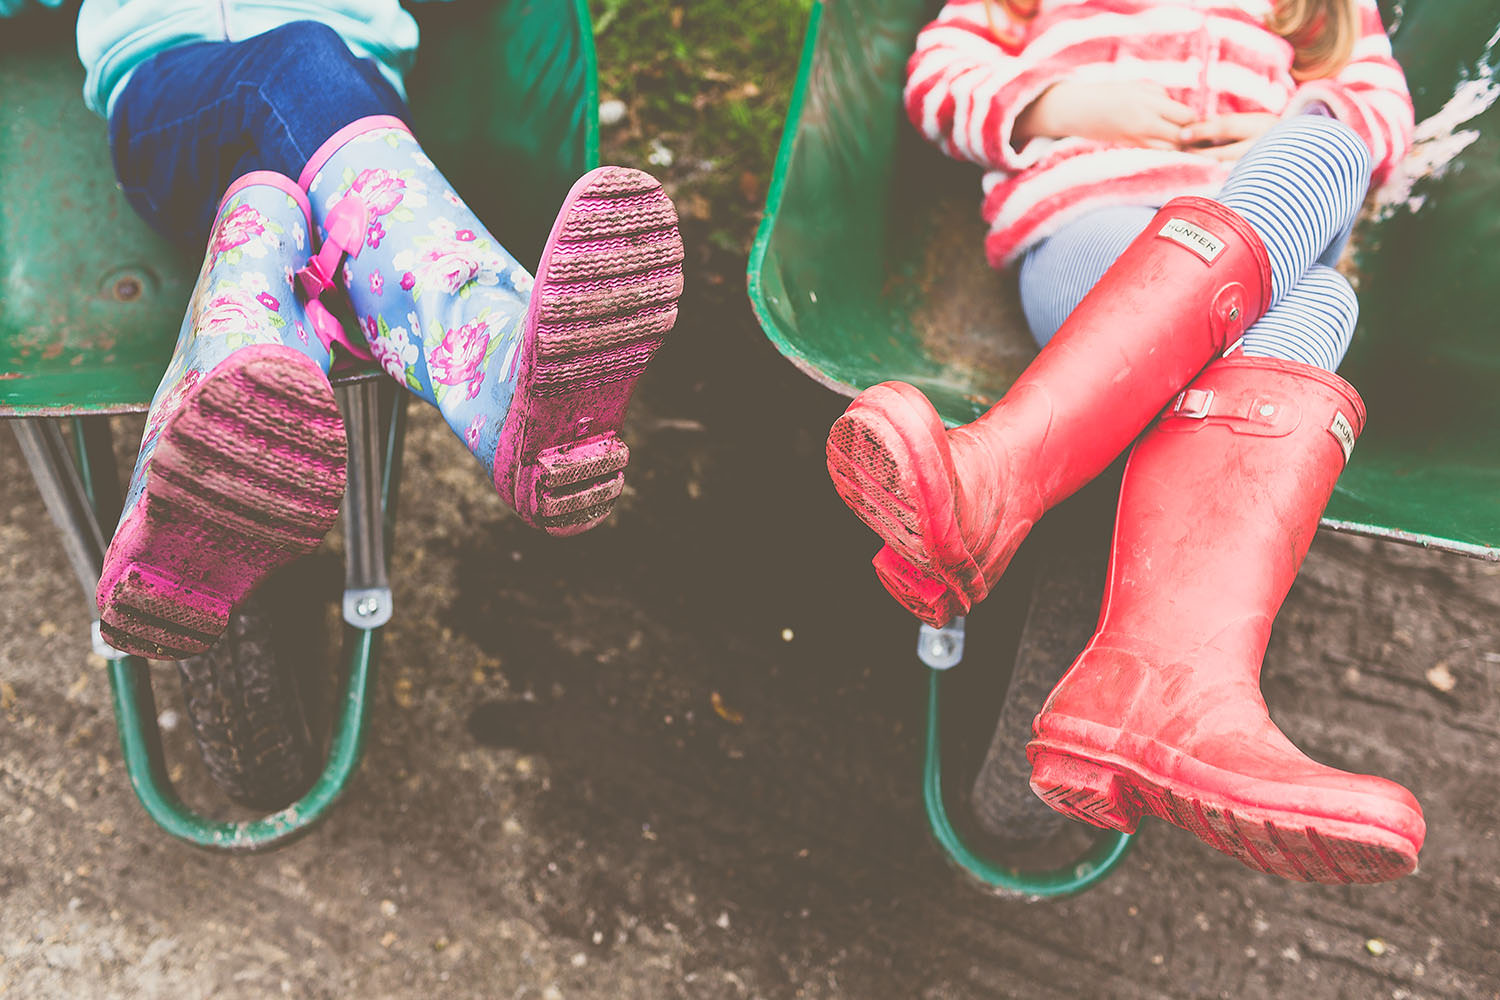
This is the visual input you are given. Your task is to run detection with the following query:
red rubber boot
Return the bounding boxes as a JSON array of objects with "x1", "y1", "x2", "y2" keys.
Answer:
[
  {"x1": 1027, "y1": 356, "x2": 1424, "y2": 884},
  {"x1": 825, "y1": 197, "x2": 1271, "y2": 626}
]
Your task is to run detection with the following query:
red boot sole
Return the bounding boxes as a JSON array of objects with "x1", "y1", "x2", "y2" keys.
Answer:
[
  {"x1": 825, "y1": 383, "x2": 985, "y2": 622},
  {"x1": 1028, "y1": 745, "x2": 1422, "y2": 884}
]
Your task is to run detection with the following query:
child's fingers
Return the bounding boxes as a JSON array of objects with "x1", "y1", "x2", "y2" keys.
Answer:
[
  {"x1": 1153, "y1": 95, "x2": 1198, "y2": 127},
  {"x1": 1181, "y1": 112, "x2": 1278, "y2": 146},
  {"x1": 1197, "y1": 137, "x2": 1256, "y2": 161}
]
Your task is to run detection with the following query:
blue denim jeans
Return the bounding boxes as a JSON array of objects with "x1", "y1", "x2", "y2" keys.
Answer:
[{"x1": 109, "y1": 21, "x2": 410, "y2": 249}]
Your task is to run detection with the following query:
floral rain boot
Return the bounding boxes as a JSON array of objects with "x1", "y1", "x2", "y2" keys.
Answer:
[
  {"x1": 96, "y1": 172, "x2": 348, "y2": 660},
  {"x1": 297, "y1": 116, "x2": 683, "y2": 535}
]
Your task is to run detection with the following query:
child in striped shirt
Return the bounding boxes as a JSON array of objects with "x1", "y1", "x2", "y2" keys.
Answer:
[{"x1": 825, "y1": 0, "x2": 1422, "y2": 884}]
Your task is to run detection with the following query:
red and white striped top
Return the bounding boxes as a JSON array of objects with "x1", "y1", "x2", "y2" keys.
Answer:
[{"x1": 904, "y1": 0, "x2": 1414, "y2": 266}]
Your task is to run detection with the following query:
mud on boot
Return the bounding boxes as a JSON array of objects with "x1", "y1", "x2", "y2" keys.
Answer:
[
  {"x1": 299, "y1": 117, "x2": 683, "y2": 536},
  {"x1": 97, "y1": 172, "x2": 346, "y2": 660},
  {"x1": 827, "y1": 197, "x2": 1271, "y2": 625}
]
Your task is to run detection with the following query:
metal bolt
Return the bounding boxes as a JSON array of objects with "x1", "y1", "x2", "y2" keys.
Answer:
[
  {"x1": 113, "y1": 276, "x2": 143, "y2": 302},
  {"x1": 1228, "y1": 307, "x2": 1241, "y2": 321},
  {"x1": 928, "y1": 635, "x2": 954, "y2": 659},
  {"x1": 355, "y1": 596, "x2": 381, "y2": 618},
  {"x1": 1259, "y1": 403, "x2": 1276, "y2": 417}
]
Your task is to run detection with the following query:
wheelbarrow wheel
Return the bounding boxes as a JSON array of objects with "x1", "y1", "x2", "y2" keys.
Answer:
[
  {"x1": 969, "y1": 469, "x2": 1120, "y2": 843},
  {"x1": 174, "y1": 587, "x2": 319, "y2": 812}
]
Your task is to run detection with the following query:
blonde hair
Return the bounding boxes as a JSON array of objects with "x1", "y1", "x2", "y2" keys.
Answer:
[{"x1": 982, "y1": 0, "x2": 1359, "y2": 80}]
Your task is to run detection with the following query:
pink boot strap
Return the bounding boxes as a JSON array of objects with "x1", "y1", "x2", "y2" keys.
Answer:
[{"x1": 294, "y1": 194, "x2": 375, "y2": 362}]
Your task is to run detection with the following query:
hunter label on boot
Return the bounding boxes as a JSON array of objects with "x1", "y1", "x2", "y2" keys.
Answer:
[
  {"x1": 1329, "y1": 411, "x2": 1356, "y2": 462},
  {"x1": 1158, "y1": 218, "x2": 1225, "y2": 263}
]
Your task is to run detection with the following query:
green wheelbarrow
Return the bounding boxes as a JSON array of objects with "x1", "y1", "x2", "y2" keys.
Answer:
[
  {"x1": 0, "y1": 0, "x2": 599, "y2": 850},
  {"x1": 747, "y1": 0, "x2": 1500, "y2": 897}
]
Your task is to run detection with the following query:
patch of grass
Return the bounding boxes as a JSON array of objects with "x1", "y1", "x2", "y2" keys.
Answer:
[{"x1": 589, "y1": 0, "x2": 815, "y2": 256}]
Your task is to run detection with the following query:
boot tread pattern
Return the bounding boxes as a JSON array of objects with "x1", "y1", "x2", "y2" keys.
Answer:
[
  {"x1": 98, "y1": 352, "x2": 346, "y2": 659},
  {"x1": 1030, "y1": 750, "x2": 1416, "y2": 884},
  {"x1": 514, "y1": 167, "x2": 682, "y2": 537},
  {"x1": 826, "y1": 404, "x2": 973, "y2": 625}
]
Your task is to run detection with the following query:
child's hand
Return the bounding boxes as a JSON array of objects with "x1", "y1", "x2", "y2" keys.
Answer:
[
  {"x1": 1178, "y1": 113, "x2": 1280, "y2": 160},
  {"x1": 1014, "y1": 81, "x2": 1196, "y2": 149}
]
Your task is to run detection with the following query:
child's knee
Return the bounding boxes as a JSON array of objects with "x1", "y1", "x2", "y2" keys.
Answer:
[
  {"x1": 1285, "y1": 116, "x2": 1372, "y2": 196},
  {"x1": 1305, "y1": 264, "x2": 1359, "y2": 338},
  {"x1": 258, "y1": 21, "x2": 363, "y2": 71}
]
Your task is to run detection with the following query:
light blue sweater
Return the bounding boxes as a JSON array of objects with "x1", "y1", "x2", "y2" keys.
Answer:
[{"x1": 0, "y1": 1, "x2": 422, "y2": 119}]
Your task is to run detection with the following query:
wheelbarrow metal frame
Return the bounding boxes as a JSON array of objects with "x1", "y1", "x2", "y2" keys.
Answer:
[
  {"x1": 3, "y1": 0, "x2": 602, "y2": 850},
  {"x1": 745, "y1": 0, "x2": 1500, "y2": 895},
  {"x1": 747, "y1": 0, "x2": 1133, "y2": 898}
]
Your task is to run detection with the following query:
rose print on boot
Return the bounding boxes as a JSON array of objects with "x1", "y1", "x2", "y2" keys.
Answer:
[{"x1": 301, "y1": 117, "x2": 684, "y2": 534}]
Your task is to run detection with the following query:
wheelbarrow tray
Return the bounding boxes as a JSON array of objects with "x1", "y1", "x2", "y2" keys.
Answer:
[
  {"x1": 747, "y1": 0, "x2": 1500, "y2": 558},
  {"x1": 746, "y1": 0, "x2": 1500, "y2": 896}
]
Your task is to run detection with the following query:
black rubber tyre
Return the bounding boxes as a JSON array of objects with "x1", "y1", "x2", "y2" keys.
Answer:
[
  {"x1": 968, "y1": 469, "x2": 1120, "y2": 843},
  {"x1": 174, "y1": 585, "x2": 319, "y2": 811}
]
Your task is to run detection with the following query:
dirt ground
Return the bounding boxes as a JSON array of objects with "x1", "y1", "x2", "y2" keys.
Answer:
[
  {"x1": 5, "y1": 202, "x2": 1500, "y2": 999},
  {"x1": 5, "y1": 38, "x2": 1500, "y2": 993}
]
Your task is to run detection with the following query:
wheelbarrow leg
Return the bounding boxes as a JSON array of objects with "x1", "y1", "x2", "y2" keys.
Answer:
[
  {"x1": 918, "y1": 599, "x2": 1131, "y2": 897},
  {"x1": 9, "y1": 417, "x2": 124, "y2": 661},
  {"x1": 10, "y1": 386, "x2": 409, "y2": 850},
  {"x1": 337, "y1": 379, "x2": 393, "y2": 629}
]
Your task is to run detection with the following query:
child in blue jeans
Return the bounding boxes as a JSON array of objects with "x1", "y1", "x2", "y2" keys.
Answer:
[{"x1": 4, "y1": 2, "x2": 684, "y2": 661}]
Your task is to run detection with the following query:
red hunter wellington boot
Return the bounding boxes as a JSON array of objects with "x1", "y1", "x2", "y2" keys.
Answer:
[
  {"x1": 1027, "y1": 356, "x2": 1424, "y2": 884},
  {"x1": 826, "y1": 197, "x2": 1272, "y2": 626}
]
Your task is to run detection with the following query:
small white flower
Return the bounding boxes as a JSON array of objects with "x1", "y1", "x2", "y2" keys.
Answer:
[
  {"x1": 236, "y1": 270, "x2": 271, "y2": 294},
  {"x1": 599, "y1": 99, "x2": 627, "y2": 127},
  {"x1": 647, "y1": 139, "x2": 674, "y2": 168},
  {"x1": 510, "y1": 267, "x2": 534, "y2": 293},
  {"x1": 292, "y1": 225, "x2": 306, "y2": 250}
]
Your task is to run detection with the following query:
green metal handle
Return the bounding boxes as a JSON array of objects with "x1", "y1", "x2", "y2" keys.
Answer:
[
  {"x1": 923, "y1": 668, "x2": 1132, "y2": 898},
  {"x1": 106, "y1": 630, "x2": 380, "y2": 851}
]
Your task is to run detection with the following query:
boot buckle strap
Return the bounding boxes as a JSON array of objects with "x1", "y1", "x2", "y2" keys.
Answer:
[
  {"x1": 304, "y1": 299, "x2": 375, "y2": 363},
  {"x1": 295, "y1": 194, "x2": 369, "y2": 297},
  {"x1": 1173, "y1": 388, "x2": 1215, "y2": 418},
  {"x1": 1168, "y1": 386, "x2": 1299, "y2": 436},
  {"x1": 295, "y1": 193, "x2": 376, "y2": 363}
]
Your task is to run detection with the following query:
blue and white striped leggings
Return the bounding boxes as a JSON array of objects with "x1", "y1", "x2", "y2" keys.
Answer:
[{"x1": 1018, "y1": 117, "x2": 1372, "y2": 372}]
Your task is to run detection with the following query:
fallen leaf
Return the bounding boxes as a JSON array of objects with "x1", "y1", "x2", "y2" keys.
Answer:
[{"x1": 711, "y1": 691, "x2": 744, "y2": 725}]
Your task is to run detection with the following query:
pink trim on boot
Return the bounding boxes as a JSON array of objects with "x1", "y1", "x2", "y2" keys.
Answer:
[
  {"x1": 219, "y1": 170, "x2": 312, "y2": 226},
  {"x1": 297, "y1": 114, "x2": 414, "y2": 191}
]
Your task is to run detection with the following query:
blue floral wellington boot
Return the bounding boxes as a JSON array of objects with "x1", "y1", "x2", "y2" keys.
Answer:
[
  {"x1": 296, "y1": 116, "x2": 683, "y2": 535},
  {"x1": 97, "y1": 172, "x2": 347, "y2": 659}
]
